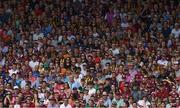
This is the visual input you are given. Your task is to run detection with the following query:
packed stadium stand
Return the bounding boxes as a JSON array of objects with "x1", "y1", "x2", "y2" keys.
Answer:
[{"x1": 0, "y1": 0, "x2": 179, "y2": 108}]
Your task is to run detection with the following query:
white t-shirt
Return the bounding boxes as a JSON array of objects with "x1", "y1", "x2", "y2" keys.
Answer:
[
  {"x1": 0, "y1": 57, "x2": 5, "y2": 66},
  {"x1": 14, "y1": 104, "x2": 21, "y2": 108},
  {"x1": 80, "y1": 63, "x2": 87, "y2": 77},
  {"x1": 93, "y1": 32, "x2": 99, "y2": 38},
  {"x1": 157, "y1": 59, "x2": 168, "y2": 66},
  {"x1": 38, "y1": 93, "x2": 45, "y2": 101},
  {"x1": 74, "y1": 77, "x2": 81, "y2": 84},
  {"x1": 137, "y1": 100, "x2": 150, "y2": 108},
  {"x1": 9, "y1": 69, "x2": 19, "y2": 76},
  {"x1": 20, "y1": 80, "x2": 27, "y2": 89},
  {"x1": 88, "y1": 88, "x2": 96, "y2": 96},
  {"x1": 29, "y1": 60, "x2": 39, "y2": 70},
  {"x1": 178, "y1": 85, "x2": 180, "y2": 94},
  {"x1": 109, "y1": 48, "x2": 120, "y2": 56},
  {"x1": 58, "y1": 35, "x2": 63, "y2": 43},
  {"x1": 171, "y1": 28, "x2": 180, "y2": 38},
  {"x1": 116, "y1": 74, "x2": 123, "y2": 83},
  {"x1": 60, "y1": 104, "x2": 72, "y2": 108},
  {"x1": 176, "y1": 69, "x2": 180, "y2": 78},
  {"x1": 121, "y1": 22, "x2": 129, "y2": 28},
  {"x1": 128, "y1": 104, "x2": 133, "y2": 108},
  {"x1": 43, "y1": 98, "x2": 50, "y2": 105},
  {"x1": 83, "y1": 94, "x2": 91, "y2": 103},
  {"x1": 33, "y1": 33, "x2": 44, "y2": 41}
]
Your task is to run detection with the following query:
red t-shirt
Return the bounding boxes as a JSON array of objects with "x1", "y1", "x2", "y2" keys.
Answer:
[
  {"x1": 34, "y1": 8, "x2": 43, "y2": 16},
  {"x1": 0, "y1": 29, "x2": 4, "y2": 36},
  {"x1": 94, "y1": 57, "x2": 101, "y2": 63},
  {"x1": 22, "y1": 102, "x2": 35, "y2": 108},
  {"x1": 59, "y1": 92, "x2": 67, "y2": 99},
  {"x1": 2, "y1": 35, "x2": 11, "y2": 42},
  {"x1": 119, "y1": 81, "x2": 125, "y2": 93},
  {"x1": 169, "y1": 91, "x2": 179, "y2": 99},
  {"x1": 156, "y1": 89, "x2": 169, "y2": 99}
]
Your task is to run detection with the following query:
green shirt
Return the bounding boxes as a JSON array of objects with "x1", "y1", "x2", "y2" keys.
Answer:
[
  {"x1": 112, "y1": 98, "x2": 125, "y2": 108},
  {"x1": 85, "y1": 104, "x2": 96, "y2": 108},
  {"x1": 94, "y1": 84, "x2": 99, "y2": 91}
]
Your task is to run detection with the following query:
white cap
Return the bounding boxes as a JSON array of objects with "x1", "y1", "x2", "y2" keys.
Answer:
[
  {"x1": 102, "y1": 92, "x2": 107, "y2": 96},
  {"x1": 13, "y1": 86, "x2": 19, "y2": 89}
]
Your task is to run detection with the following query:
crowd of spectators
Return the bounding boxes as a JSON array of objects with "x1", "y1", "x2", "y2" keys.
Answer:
[{"x1": 0, "y1": 0, "x2": 179, "y2": 108}]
